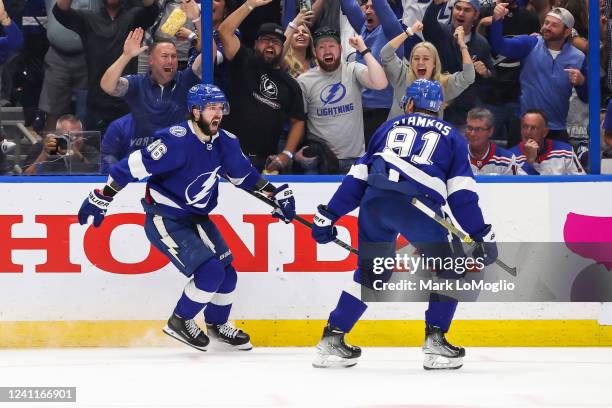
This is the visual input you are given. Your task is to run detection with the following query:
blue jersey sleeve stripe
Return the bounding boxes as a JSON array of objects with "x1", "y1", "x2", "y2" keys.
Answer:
[
  {"x1": 375, "y1": 151, "x2": 447, "y2": 199},
  {"x1": 128, "y1": 150, "x2": 152, "y2": 180},
  {"x1": 347, "y1": 164, "x2": 368, "y2": 181},
  {"x1": 149, "y1": 188, "x2": 182, "y2": 209},
  {"x1": 226, "y1": 173, "x2": 249, "y2": 186},
  {"x1": 447, "y1": 176, "x2": 476, "y2": 197}
]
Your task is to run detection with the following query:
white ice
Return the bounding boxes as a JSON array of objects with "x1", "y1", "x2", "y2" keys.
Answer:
[{"x1": 0, "y1": 346, "x2": 610, "y2": 408}]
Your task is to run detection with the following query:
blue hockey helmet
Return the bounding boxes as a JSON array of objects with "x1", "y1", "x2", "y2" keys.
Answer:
[
  {"x1": 400, "y1": 79, "x2": 444, "y2": 113},
  {"x1": 187, "y1": 83, "x2": 230, "y2": 115}
]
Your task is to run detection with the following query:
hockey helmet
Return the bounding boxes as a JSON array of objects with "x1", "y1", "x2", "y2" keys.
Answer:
[
  {"x1": 400, "y1": 79, "x2": 444, "y2": 113},
  {"x1": 187, "y1": 83, "x2": 230, "y2": 115}
]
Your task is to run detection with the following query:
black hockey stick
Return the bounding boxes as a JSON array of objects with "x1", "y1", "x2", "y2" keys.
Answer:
[
  {"x1": 410, "y1": 198, "x2": 518, "y2": 276},
  {"x1": 239, "y1": 186, "x2": 359, "y2": 255}
]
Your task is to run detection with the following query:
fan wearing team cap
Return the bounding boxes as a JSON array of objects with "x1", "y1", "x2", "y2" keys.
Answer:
[
  {"x1": 218, "y1": 0, "x2": 305, "y2": 173},
  {"x1": 295, "y1": 27, "x2": 388, "y2": 175},
  {"x1": 488, "y1": 5, "x2": 587, "y2": 142}
]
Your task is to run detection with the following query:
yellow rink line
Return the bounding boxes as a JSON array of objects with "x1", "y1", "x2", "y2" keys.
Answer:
[{"x1": 1, "y1": 320, "x2": 612, "y2": 348}]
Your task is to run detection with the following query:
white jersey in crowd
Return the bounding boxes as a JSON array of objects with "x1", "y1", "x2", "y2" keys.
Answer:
[
  {"x1": 509, "y1": 139, "x2": 585, "y2": 175},
  {"x1": 469, "y1": 142, "x2": 526, "y2": 175},
  {"x1": 297, "y1": 61, "x2": 368, "y2": 159}
]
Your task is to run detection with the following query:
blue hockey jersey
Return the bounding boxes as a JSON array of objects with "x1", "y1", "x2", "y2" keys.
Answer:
[
  {"x1": 109, "y1": 120, "x2": 261, "y2": 218},
  {"x1": 327, "y1": 113, "x2": 486, "y2": 236}
]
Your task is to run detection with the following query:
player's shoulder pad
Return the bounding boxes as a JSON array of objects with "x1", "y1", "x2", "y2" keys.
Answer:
[{"x1": 219, "y1": 128, "x2": 238, "y2": 140}]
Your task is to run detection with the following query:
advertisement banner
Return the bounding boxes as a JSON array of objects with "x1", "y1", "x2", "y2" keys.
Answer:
[{"x1": 0, "y1": 181, "x2": 609, "y2": 321}]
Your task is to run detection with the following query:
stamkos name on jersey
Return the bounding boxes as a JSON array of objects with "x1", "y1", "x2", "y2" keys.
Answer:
[
  {"x1": 374, "y1": 279, "x2": 516, "y2": 293},
  {"x1": 394, "y1": 115, "x2": 452, "y2": 136},
  {"x1": 317, "y1": 103, "x2": 354, "y2": 117}
]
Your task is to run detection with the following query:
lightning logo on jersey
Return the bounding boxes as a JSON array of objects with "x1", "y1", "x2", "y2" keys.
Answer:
[{"x1": 185, "y1": 166, "x2": 222, "y2": 208}]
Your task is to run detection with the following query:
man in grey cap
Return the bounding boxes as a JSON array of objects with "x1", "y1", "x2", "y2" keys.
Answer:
[
  {"x1": 218, "y1": 0, "x2": 305, "y2": 173},
  {"x1": 489, "y1": 5, "x2": 587, "y2": 142}
]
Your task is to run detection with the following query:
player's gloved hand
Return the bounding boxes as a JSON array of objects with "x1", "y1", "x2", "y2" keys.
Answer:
[
  {"x1": 271, "y1": 184, "x2": 295, "y2": 223},
  {"x1": 312, "y1": 205, "x2": 339, "y2": 244},
  {"x1": 471, "y1": 224, "x2": 498, "y2": 266},
  {"x1": 78, "y1": 189, "x2": 113, "y2": 227}
]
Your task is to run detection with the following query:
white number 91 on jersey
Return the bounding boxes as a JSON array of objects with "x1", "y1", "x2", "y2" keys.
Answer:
[{"x1": 385, "y1": 126, "x2": 440, "y2": 166}]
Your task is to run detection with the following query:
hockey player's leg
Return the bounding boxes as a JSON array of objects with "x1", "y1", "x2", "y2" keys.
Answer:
[
  {"x1": 144, "y1": 214, "x2": 219, "y2": 351},
  {"x1": 314, "y1": 197, "x2": 397, "y2": 368},
  {"x1": 163, "y1": 257, "x2": 227, "y2": 351},
  {"x1": 313, "y1": 286, "x2": 367, "y2": 368},
  {"x1": 423, "y1": 294, "x2": 464, "y2": 370},
  {"x1": 204, "y1": 265, "x2": 252, "y2": 350},
  {"x1": 397, "y1": 201, "x2": 466, "y2": 370}
]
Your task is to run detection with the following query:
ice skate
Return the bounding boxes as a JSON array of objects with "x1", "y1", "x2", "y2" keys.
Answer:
[
  {"x1": 312, "y1": 323, "x2": 361, "y2": 368},
  {"x1": 206, "y1": 322, "x2": 252, "y2": 350},
  {"x1": 163, "y1": 312, "x2": 209, "y2": 351},
  {"x1": 422, "y1": 324, "x2": 465, "y2": 370}
]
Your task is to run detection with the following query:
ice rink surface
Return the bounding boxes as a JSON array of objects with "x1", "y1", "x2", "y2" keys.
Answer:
[{"x1": 1, "y1": 346, "x2": 610, "y2": 408}]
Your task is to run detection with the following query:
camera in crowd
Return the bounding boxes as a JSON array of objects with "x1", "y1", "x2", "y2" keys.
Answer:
[{"x1": 50, "y1": 133, "x2": 69, "y2": 156}]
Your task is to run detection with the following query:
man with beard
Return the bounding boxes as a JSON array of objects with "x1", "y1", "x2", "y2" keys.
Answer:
[
  {"x1": 489, "y1": 5, "x2": 587, "y2": 142},
  {"x1": 218, "y1": 0, "x2": 305, "y2": 173},
  {"x1": 296, "y1": 27, "x2": 388, "y2": 174},
  {"x1": 77, "y1": 84, "x2": 297, "y2": 352},
  {"x1": 423, "y1": 0, "x2": 494, "y2": 126},
  {"x1": 99, "y1": 0, "x2": 201, "y2": 145},
  {"x1": 53, "y1": 0, "x2": 159, "y2": 134}
]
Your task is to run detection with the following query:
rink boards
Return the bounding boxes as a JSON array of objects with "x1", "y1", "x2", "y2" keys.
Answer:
[{"x1": 1, "y1": 176, "x2": 612, "y2": 347}]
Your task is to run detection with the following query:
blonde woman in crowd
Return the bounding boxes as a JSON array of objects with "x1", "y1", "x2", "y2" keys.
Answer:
[
  {"x1": 282, "y1": 10, "x2": 318, "y2": 78},
  {"x1": 380, "y1": 21, "x2": 475, "y2": 119}
]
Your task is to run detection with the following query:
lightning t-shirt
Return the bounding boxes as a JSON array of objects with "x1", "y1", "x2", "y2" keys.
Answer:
[
  {"x1": 297, "y1": 62, "x2": 368, "y2": 159},
  {"x1": 222, "y1": 45, "x2": 305, "y2": 158},
  {"x1": 109, "y1": 120, "x2": 261, "y2": 218}
]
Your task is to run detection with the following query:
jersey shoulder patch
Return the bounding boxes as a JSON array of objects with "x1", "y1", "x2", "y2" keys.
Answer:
[{"x1": 169, "y1": 125, "x2": 187, "y2": 138}]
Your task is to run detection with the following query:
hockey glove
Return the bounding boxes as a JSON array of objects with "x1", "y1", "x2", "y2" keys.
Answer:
[
  {"x1": 471, "y1": 224, "x2": 498, "y2": 266},
  {"x1": 78, "y1": 189, "x2": 113, "y2": 227},
  {"x1": 271, "y1": 184, "x2": 296, "y2": 223},
  {"x1": 312, "y1": 205, "x2": 339, "y2": 244}
]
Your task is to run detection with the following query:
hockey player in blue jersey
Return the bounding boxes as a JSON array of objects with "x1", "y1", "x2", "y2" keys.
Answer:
[
  {"x1": 77, "y1": 84, "x2": 296, "y2": 352},
  {"x1": 311, "y1": 79, "x2": 498, "y2": 369}
]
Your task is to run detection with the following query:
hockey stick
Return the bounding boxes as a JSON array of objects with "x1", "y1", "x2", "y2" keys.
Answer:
[
  {"x1": 410, "y1": 198, "x2": 518, "y2": 276},
  {"x1": 238, "y1": 186, "x2": 359, "y2": 255}
]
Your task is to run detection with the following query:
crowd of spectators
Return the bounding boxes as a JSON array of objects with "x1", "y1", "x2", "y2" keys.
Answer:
[{"x1": 0, "y1": 0, "x2": 609, "y2": 177}]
